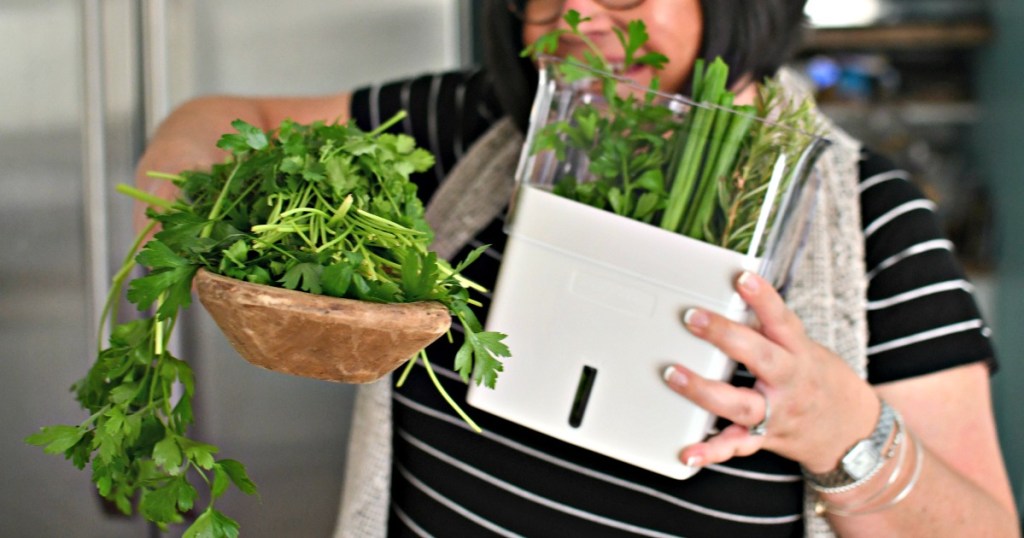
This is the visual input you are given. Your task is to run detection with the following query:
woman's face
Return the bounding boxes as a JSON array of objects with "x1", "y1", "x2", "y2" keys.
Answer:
[{"x1": 521, "y1": 0, "x2": 704, "y2": 95}]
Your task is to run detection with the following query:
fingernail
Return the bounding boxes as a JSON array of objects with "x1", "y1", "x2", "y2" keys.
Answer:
[
  {"x1": 663, "y1": 365, "x2": 687, "y2": 387},
  {"x1": 685, "y1": 455, "x2": 703, "y2": 468},
  {"x1": 683, "y1": 308, "x2": 709, "y2": 329},
  {"x1": 738, "y1": 271, "x2": 759, "y2": 293}
]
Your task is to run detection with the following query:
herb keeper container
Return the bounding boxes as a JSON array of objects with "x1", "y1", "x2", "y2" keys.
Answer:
[{"x1": 466, "y1": 58, "x2": 830, "y2": 479}]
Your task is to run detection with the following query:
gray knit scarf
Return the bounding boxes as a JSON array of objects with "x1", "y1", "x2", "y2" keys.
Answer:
[{"x1": 332, "y1": 69, "x2": 866, "y2": 538}]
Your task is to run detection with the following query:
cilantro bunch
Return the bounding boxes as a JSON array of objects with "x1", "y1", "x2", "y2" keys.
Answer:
[{"x1": 26, "y1": 111, "x2": 509, "y2": 536}]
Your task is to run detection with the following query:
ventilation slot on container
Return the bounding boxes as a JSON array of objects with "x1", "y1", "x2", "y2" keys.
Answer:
[{"x1": 568, "y1": 365, "x2": 598, "y2": 428}]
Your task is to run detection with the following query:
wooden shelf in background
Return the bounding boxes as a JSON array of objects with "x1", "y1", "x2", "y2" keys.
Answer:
[
  {"x1": 804, "y1": 22, "x2": 993, "y2": 50},
  {"x1": 820, "y1": 101, "x2": 981, "y2": 126}
]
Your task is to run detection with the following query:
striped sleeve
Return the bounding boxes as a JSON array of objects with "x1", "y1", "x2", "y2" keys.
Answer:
[{"x1": 858, "y1": 150, "x2": 996, "y2": 383}]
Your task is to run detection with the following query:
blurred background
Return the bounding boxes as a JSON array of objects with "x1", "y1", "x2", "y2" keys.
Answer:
[{"x1": 0, "y1": 0, "x2": 1020, "y2": 536}]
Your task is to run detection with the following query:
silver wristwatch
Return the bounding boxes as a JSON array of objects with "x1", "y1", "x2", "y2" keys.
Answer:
[{"x1": 804, "y1": 399, "x2": 897, "y2": 492}]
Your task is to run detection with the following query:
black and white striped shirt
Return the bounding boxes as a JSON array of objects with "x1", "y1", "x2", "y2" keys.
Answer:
[{"x1": 350, "y1": 70, "x2": 995, "y2": 538}]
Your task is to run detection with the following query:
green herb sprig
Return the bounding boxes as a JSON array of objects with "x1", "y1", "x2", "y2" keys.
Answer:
[{"x1": 26, "y1": 111, "x2": 509, "y2": 536}]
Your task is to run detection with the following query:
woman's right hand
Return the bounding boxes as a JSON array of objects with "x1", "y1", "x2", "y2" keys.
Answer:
[{"x1": 133, "y1": 96, "x2": 253, "y2": 234}]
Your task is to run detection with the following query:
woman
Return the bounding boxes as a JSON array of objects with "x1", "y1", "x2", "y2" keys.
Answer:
[{"x1": 136, "y1": 1, "x2": 1018, "y2": 536}]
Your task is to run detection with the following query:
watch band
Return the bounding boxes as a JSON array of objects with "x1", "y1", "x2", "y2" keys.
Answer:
[{"x1": 804, "y1": 399, "x2": 898, "y2": 493}]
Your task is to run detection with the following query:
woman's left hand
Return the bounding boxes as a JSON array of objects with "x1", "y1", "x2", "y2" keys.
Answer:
[{"x1": 663, "y1": 271, "x2": 880, "y2": 473}]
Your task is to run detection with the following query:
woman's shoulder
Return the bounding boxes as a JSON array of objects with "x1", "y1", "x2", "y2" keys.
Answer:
[
  {"x1": 349, "y1": 67, "x2": 502, "y2": 130},
  {"x1": 857, "y1": 148, "x2": 920, "y2": 199},
  {"x1": 856, "y1": 148, "x2": 939, "y2": 241}
]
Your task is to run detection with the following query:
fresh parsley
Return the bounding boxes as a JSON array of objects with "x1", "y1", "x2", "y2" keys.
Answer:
[{"x1": 27, "y1": 110, "x2": 509, "y2": 536}]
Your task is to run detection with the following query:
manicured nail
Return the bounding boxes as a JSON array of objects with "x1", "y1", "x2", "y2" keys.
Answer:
[
  {"x1": 738, "y1": 271, "x2": 759, "y2": 293},
  {"x1": 663, "y1": 365, "x2": 687, "y2": 387},
  {"x1": 683, "y1": 308, "x2": 709, "y2": 329},
  {"x1": 685, "y1": 455, "x2": 703, "y2": 468}
]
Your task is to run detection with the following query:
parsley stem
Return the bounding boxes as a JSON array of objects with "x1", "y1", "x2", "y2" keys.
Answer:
[
  {"x1": 327, "y1": 195, "x2": 354, "y2": 227},
  {"x1": 201, "y1": 159, "x2": 243, "y2": 238},
  {"x1": 315, "y1": 223, "x2": 355, "y2": 253},
  {"x1": 395, "y1": 354, "x2": 418, "y2": 388},
  {"x1": 266, "y1": 193, "x2": 285, "y2": 225},
  {"x1": 154, "y1": 295, "x2": 166, "y2": 356},
  {"x1": 216, "y1": 176, "x2": 261, "y2": 221},
  {"x1": 368, "y1": 110, "x2": 407, "y2": 137},
  {"x1": 81, "y1": 404, "x2": 112, "y2": 428},
  {"x1": 99, "y1": 220, "x2": 158, "y2": 351},
  {"x1": 115, "y1": 184, "x2": 176, "y2": 210},
  {"x1": 418, "y1": 351, "x2": 482, "y2": 433},
  {"x1": 290, "y1": 223, "x2": 317, "y2": 249},
  {"x1": 251, "y1": 238, "x2": 298, "y2": 262},
  {"x1": 353, "y1": 208, "x2": 425, "y2": 236},
  {"x1": 435, "y1": 263, "x2": 488, "y2": 294},
  {"x1": 146, "y1": 347, "x2": 162, "y2": 409},
  {"x1": 145, "y1": 171, "x2": 185, "y2": 182}
]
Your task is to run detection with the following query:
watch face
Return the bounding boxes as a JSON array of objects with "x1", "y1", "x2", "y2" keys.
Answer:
[{"x1": 843, "y1": 440, "x2": 880, "y2": 480}]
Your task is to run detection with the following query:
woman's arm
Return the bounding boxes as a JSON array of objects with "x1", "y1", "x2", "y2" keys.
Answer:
[
  {"x1": 842, "y1": 362, "x2": 1019, "y2": 536},
  {"x1": 664, "y1": 272, "x2": 1019, "y2": 537},
  {"x1": 133, "y1": 92, "x2": 351, "y2": 230}
]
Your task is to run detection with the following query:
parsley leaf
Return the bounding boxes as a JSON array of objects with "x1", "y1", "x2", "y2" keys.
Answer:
[
  {"x1": 24, "y1": 425, "x2": 87, "y2": 455},
  {"x1": 280, "y1": 262, "x2": 323, "y2": 294},
  {"x1": 216, "y1": 119, "x2": 269, "y2": 154},
  {"x1": 184, "y1": 508, "x2": 241, "y2": 538}
]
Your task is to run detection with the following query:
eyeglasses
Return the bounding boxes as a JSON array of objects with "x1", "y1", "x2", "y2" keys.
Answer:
[{"x1": 507, "y1": 0, "x2": 647, "y2": 25}]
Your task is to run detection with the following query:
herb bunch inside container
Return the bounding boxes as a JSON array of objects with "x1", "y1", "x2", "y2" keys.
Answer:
[{"x1": 524, "y1": 10, "x2": 825, "y2": 259}]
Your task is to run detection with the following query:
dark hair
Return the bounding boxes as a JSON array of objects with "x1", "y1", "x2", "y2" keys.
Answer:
[
  {"x1": 700, "y1": 0, "x2": 809, "y2": 87},
  {"x1": 480, "y1": 0, "x2": 810, "y2": 132}
]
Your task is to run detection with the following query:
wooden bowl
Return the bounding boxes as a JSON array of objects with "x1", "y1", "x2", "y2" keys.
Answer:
[{"x1": 194, "y1": 268, "x2": 451, "y2": 383}]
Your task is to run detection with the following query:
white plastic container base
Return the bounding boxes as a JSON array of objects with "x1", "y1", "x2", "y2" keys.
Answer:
[{"x1": 467, "y1": 186, "x2": 760, "y2": 479}]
